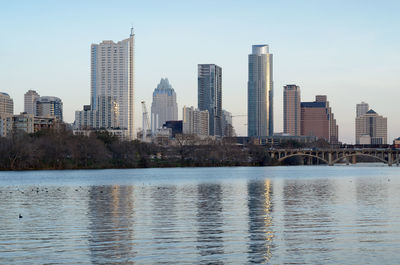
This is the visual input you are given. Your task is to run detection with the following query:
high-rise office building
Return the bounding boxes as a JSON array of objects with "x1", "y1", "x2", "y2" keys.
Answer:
[
  {"x1": 0, "y1": 92, "x2": 13, "y2": 115},
  {"x1": 182, "y1": 106, "x2": 209, "y2": 136},
  {"x1": 283, "y1": 84, "x2": 301, "y2": 136},
  {"x1": 36, "y1": 96, "x2": 63, "y2": 121},
  {"x1": 356, "y1": 102, "x2": 369, "y2": 117},
  {"x1": 151, "y1": 78, "x2": 178, "y2": 133},
  {"x1": 24, "y1": 90, "x2": 40, "y2": 115},
  {"x1": 248, "y1": 44, "x2": 273, "y2": 137},
  {"x1": 75, "y1": 29, "x2": 135, "y2": 139},
  {"x1": 198, "y1": 64, "x2": 222, "y2": 136},
  {"x1": 355, "y1": 109, "x2": 387, "y2": 144},
  {"x1": 301, "y1": 95, "x2": 339, "y2": 143}
]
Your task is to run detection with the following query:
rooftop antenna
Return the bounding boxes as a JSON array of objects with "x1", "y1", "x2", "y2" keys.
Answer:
[{"x1": 130, "y1": 25, "x2": 134, "y2": 36}]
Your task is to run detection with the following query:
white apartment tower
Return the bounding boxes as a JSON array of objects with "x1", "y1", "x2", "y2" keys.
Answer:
[
  {"x1": 182, "y1": 106, "x2": 209, "y2": 137},
  {"x1": 89, "y1": 29, "x2": 135, "y2": 139},
  {"x1": 24, "y1": 90, "x2": 40, "y2": 115},
  {"x1": 151, "y1": 78, "x2": 178, "y2": 132}
]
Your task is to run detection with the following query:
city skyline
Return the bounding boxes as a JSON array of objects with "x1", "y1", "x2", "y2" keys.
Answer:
[{"x1": 1, "y1": 1, "x2": 400, "y2": 143}]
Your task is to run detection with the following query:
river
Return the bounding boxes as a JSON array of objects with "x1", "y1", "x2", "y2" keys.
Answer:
[{"x1": 0, "y1": 165, "x2": 399, "y2": 264}]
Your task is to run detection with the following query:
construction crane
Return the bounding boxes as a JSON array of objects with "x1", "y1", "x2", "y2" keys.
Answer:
[{"x1": 141, "y1": 101, "x2": 150, "y2": 142}]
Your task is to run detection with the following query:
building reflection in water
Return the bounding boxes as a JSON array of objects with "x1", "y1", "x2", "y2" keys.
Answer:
[
  {"x1": 150, "y1": 186, "x2": 178, "y2": 253},
  {"x1": 196, "y1": 183, "x2": 225, "y2": 264},
  {"x1": 282, "y1": 179, "x2": 336, "y2": 263},
  {"x1": 355, "y1": 178, "x2": 389, "y2": 246},
  {"x1": 87, "y1": 185, "x2": 135, "y2": 264},
  {"x1": 247, "y1": 179, "x2": 274, "y2": 263}
]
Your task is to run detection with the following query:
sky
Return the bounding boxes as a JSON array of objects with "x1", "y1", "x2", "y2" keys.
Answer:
[{"x1": 0, "y1": 0, "x2": 399, "y2": 143}]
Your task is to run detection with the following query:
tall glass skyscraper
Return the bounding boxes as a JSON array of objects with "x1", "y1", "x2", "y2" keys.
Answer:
[
  {"x1": 248, "y1": 45, "x2": 273, "y2": 137},
  {"x1": 198, "y1": 64, "x2": 222, "y2": 136}
]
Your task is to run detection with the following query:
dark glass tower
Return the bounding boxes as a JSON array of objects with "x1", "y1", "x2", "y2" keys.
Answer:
[{"x1": 198, "y1": 64, "x2": 222, "y2": 136}]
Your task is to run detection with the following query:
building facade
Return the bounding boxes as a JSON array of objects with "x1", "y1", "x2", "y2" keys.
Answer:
[
  {"x1": 24, "y1": 90, "x2": 40, "y2": 115},
  {"x1": 283, "y1": 84, "x2": 301, "y2": 136},
  {"x1": 151, "y1": 78, "x2": 178, "y2": 133},
  {"x1": 75, "y1": 29, "x2": 135, "y2": 139},
  {"x1": 300, "y1": 95, "x2": 339, "y2": 144},
  {"x1": 355, "y1": 109, "x2": 387, "y2": 144},
  {"x1": 12, "y1": 113, "x2": 34, "y2": 134},
  {"x1": 0, "y1": 113, "x2": 13, "y2": 137},
  {"x1": 222, "y1": 109, "x2": 234, "y2": 137},
  {"x1": 74, "y1": 105, "x2": 97, "y2": 130},
  {"x1": 248, "y1": 44, "x2": 273, "y2": 137},
  {"x1": 182, "y1": 106, "x2": 209, "y2": 137},
  {"x1": 356, "y1": 101, "x2": 369, "y2": 118},
  {"x1": 36, "y1": 96, "x2": 63, "y2": 121},
  {"x1": 198, "y1": 64, "x2": 222, "y2": 136},
  {"x1": 163, "y1": 120, "x2": 182, "y2": 138},
  {"x1": 0, "y1": 92, "x2": 13, "y2": 115}
]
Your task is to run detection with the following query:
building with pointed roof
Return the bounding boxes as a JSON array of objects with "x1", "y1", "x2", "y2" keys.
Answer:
[
  {"x1": 355, "y1": 107, "x2": 387, "y2": 144},
  {"x1": 150, "y1": 78, "x2": 178, "y2": 133}
]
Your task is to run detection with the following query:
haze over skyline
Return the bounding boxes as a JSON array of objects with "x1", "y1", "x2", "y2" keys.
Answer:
[{"x1": 1, "y1": 0, "x2": 399, "y2": 143}]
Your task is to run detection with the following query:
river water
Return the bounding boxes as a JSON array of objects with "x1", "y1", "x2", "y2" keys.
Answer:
[{"x1": 0, "y1": 165, "x2": 399, "y2": 264}]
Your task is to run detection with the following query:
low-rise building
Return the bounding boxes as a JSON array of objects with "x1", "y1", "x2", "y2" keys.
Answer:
[
  {"x1": 393, "y1": 137, "x2": 400, "y2": 148},
  {"x1": 34, "y1": 116, "x2": 57, "y2": 132},
  {"x1": 12, "y1": 113, "x2": 34, "y2": 134},
  {"x1": 163, "y1": 120, "x2": 182, "y2": 138}
]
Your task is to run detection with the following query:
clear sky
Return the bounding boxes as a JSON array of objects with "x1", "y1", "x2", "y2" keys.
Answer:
[{"x1": 1, "y1": 0, "x2": 399, "y2": 143}]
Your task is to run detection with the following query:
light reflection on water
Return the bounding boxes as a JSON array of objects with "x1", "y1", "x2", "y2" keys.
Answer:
[{"x1": 0, "y1": 166, "x2": 400, "y2": 264}]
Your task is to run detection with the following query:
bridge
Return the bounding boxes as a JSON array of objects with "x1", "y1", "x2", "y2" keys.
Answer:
[{"x1": 268, "y1": 148, "x2": 400, "y2": 166}]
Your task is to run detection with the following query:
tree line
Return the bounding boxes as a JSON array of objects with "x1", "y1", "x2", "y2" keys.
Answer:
[{"x1": 0, "y1": 127, "x2": 276, "y2": 170}]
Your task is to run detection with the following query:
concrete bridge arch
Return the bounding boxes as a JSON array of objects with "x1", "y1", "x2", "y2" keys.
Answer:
[
  {"x1": 331, "y1": 153, "x2": 388, "y2": 165},
  {"x1": 277, "y1": 153, "x2": 329, "y2": 165}
]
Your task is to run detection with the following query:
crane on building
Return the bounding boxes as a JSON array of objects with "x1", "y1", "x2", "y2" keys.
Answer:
[{"x1": 141, "y1": 101, "x2": 151, "y2": 142}]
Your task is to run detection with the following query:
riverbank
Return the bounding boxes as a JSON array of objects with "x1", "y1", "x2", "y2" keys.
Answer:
[{"x1": 0, "y1": 129, "x2": 276, "y2": 171}]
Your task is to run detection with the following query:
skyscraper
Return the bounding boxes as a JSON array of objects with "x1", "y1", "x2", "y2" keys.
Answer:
[
  {"x1": 248, "y1": 44, "x2": 273, "y2": 137},
  {"x1": 151, "y1": 78, "x2": 178, "y2": 133},
  {"x1": 24, "y1": 90, "x2": 40, "y2": 115},
  {"x1": 283, "y1": 84, "x2": 301, "y2": 136},
  {"x1": 90, "y1": 28, "x2": 135, "y2": 139},
  {"x1": 355, "y1": 109, "x2": 387, "y2": 144},
  {"x1": 198, "y1": 64, "x2": 222, "y2": 136},
  {"x1": 301, "y1": 95, "x2": 339, "y2": 144},
  {"x1": 356, "y1": 102, "x2": 369, "y2": 117}
]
